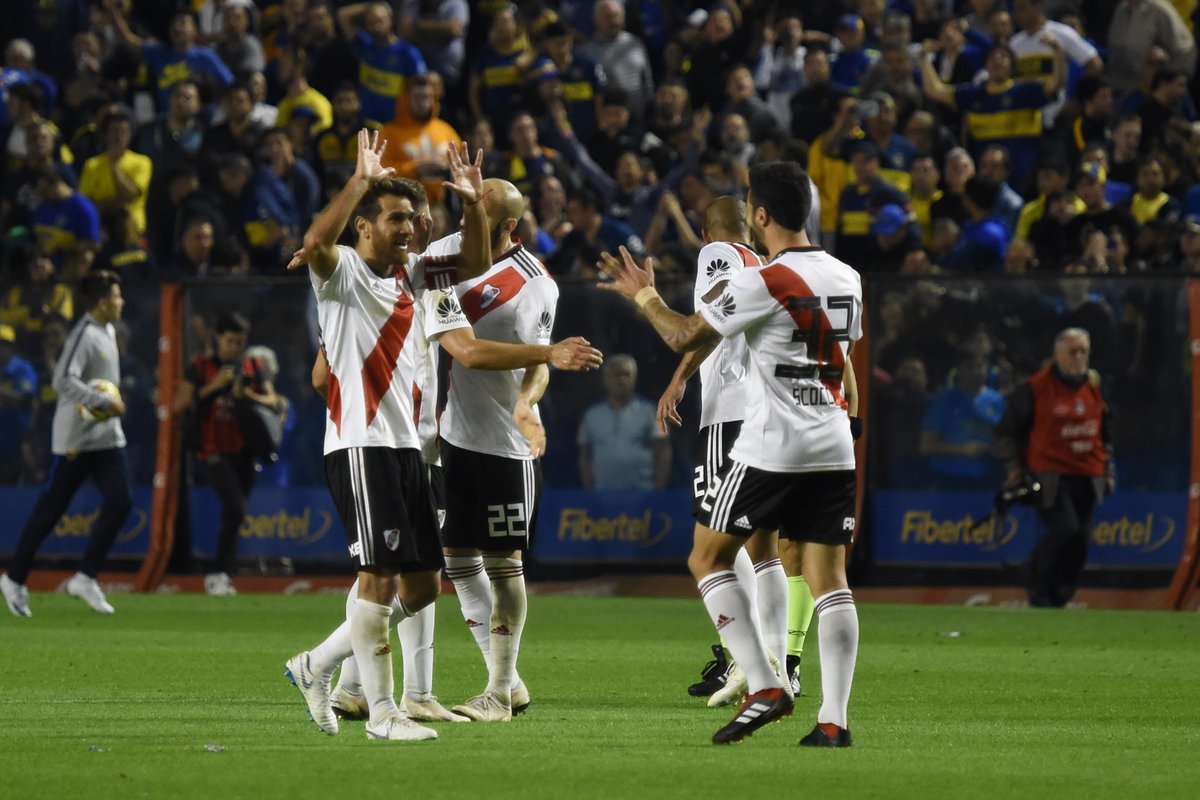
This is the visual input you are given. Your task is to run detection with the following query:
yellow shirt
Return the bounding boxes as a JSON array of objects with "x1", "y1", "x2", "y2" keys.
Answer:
[
  {"x1": 277, "y1": 87, "x2": 335, "y2": 131},
  {"x1": 911, "y1": 190, "x2": 943, "y2": 247},
  {"x1": 1014, "y1": 194, "x2": 1088, "y2": 241},
  {"x1": 808, "y1": 134, "x2": 850, "y2": 235},
  {"x1": 79, "y1": 150, "x2": 153, "y2": 233}
]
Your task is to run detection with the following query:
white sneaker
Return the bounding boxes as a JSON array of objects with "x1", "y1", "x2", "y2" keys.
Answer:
[
  {"x1": 707, "y1": 662, "x2": 747, "y2": 708},
  {"x1": 769, "y1": 653, "x2": 794, "y2": 701},
  {"x1": 404, "y1": 693, "x2": 470, "y2": 722},
  {"x1": 451, "y1": 690, "x2": 512, "y2": 722},
  {"x1": 511, "y1": 680, "x2": 531, "y2": 715},
  {"x1": 330, "y1": 685, "x2": 368, "y2": 720},
  {"x1": 284, "y1": 652, "x2": 338, "y2": 734},
  {"x1": 1, "y1": 573, "x2": 31, "y2": 618},
  {"x1": 204, "y1": 572, "x2": 237, "y2": 596},
  {"x1": 366, "y1": 713, "x2": 438, "y2": 741},
  {"x1": 65, "y1": 572, "x2": 114, "y2": 615}
]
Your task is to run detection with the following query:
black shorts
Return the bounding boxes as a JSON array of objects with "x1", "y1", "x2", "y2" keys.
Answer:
[
  {"x1": 440, "y1": 441, "x2": 542, "y2": 552},
  {"x1": 693, "y1": 421, "x2": 742, "y2": 517},
  {"x1": 695, "y1": 460, "x2": 857, "y2": 545},
  {"x1": 428, "y1": 463, "x2": 446, "y2": 529},
  {"x1": 325, "y1": 446, "x2": 445, "y2": 573}
]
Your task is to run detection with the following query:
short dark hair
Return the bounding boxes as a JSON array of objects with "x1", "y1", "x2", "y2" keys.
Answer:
[
  {"x1": 748, "y1": 160, "x2": 811, "y2": 231},
  {"x1": 353, "y1": 177, "x2": 426, "y2": 227},
  {"x1": 1152, "y1": 69, "x2": 1184, "y2": 91},
  {"x1": 214, "y1": 311, "x2": 251, "y2": 335},
  {"x1": 964, "y1": 176, "x2": 999, "y2": 212},
  {"x1": 79, "y1": 270, "x2": 121, "y2": 308},
  {"x1": 600, "y1": 88, "x2": 629, "y2": 108},
  {"x1": 1075, "y1": 74, "x2": 1108, "y2": 106}
]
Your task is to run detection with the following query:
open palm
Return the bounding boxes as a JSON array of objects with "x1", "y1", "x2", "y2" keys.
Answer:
[
  {"x1": 444, "y1": 141, "x2": 485, "y2": 204},
  {"x1": 355, "y1": 129, "x2": 395, "y2": 184}
]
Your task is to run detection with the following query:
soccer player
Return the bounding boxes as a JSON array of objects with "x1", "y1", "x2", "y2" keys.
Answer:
[
  {"x1": 283, "y1": 133, "x2": 599, "y2": 740},
  {"x1": 600, "y1": 161, "x2": 862, "y2": 747},
  {"x1": 435, "y1": 178, "x2": 562, "y2": 722},
  {"x1": 1, "y1": 270, "x2": 130, "y2": 618},
  {"x1": 661, "y1": 197, "x2": 850, "y2": 705}
]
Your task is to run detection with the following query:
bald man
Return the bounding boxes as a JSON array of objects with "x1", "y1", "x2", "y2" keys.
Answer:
[
  {"x1": 431, "y1": 177, "x2": 566, "y2": 721},
  {"x1": 657, "y1": 196, "x2": 837, "y2": 704}
]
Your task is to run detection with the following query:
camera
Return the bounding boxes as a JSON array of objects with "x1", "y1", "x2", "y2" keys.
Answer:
[{"x1": 994, "y1": 474, "x2": 1041, "y2": 512}]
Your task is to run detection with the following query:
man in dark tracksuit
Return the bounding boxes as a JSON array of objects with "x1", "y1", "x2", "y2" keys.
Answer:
[
  {"x1": 1, "y1": 270, "x2": 131, "y2": 617},
  {"x1": 994, "y1": 327, "x2": 1115, "y2": 607}
]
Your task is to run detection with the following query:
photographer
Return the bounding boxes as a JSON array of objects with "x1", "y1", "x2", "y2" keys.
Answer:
[
  {"x1": 177, "y1": 312, "x2": 280, "y2": 596},
  {"x1": 994, "y1": 328, "x2": 1114, "y2": 608}
]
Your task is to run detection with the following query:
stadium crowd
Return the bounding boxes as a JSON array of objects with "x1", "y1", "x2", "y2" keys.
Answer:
[{"x1": 0, "y1": 0, "x2": 1198, "y2": 490}]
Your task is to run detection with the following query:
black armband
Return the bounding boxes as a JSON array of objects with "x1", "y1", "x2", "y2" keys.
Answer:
[{"x1": 849, "y1": 415, "x2": 863, "y2": 440}]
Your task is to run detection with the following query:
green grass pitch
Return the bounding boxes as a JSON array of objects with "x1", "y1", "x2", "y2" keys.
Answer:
[{"x1": 2, "y1": 592, "x2": 1198, "y2": 800}]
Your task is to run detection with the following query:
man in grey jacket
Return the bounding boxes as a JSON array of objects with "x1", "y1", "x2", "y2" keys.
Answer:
[{"x1": 1, "y1": 270, "x2": 131, "y2": 617}]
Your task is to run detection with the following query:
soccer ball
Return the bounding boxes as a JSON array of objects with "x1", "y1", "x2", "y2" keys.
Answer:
[{"x1": 78, "y1": 378, "x2": 122, "y2": 422}]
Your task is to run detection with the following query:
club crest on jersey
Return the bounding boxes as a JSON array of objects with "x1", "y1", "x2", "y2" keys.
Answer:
[
  {"x1": 384, "y1": 529, "x2": 401, "y2": 551},
  {"x1": 706, "y1": 258, "x2": 731, "y2": 280},
  {"x1": 536, "y1": 310, "x2": 553, "y2": 339},
  {"x1": 436, "y1": 293, "x2": 465, "y2": 323},
  {"x1": 711, "y1": 293, "x2": 736, "y2": 318},
  {"x1": 479, "y1": 284, "x2": 502, "y2": 309}
]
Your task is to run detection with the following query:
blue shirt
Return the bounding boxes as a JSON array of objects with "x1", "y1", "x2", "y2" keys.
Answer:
[
  {"x1": 831, "y1": 48, "x2": 877, "y2": 90},
  {"x1": 32, "y1": 192, "x2": 100, "y2": 267},
  {"x1": 943, "y1": 217, "x2": 1008, "y2": 272},
  {"x1": 142, "y1": 42, "x2": 234, "y2": 107},
  {"x1": 577, "y1": 395, "x2": 663, "y2": 490},
  {"x1": 0, "y1": 355, "x2": 38, "y2": 458},
  {"x1": 353, "y1": 31, "x2": 426, "y2": 124},
  {"x1": 921, "y1": 385, "x2": 1006, "y2": 480}
]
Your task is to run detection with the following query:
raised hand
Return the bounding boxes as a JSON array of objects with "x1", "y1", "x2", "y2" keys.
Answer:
[
  {"x1": 513, "y1": 398, "x2": 547, "y2": 457},
  {"x1": 354, "y1": 128, "x2": 396, "y2": 185},
  {"x1": 656, "y1": 378, "x2": 685, "y2": 434},
  {"x1": 285, "y1": 247, "x2": 308, "y2": 271},
  {"x1": 548, "y1": 337, "x2": 604, "y2": 371},
  {"x1": 443, "y1": 141, "x2": 486, "y2": 205},
  {"x1": 597, "y1": 247, "x2": 655, "y2": 302}
]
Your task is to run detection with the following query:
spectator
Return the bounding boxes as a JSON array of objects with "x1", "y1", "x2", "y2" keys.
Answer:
[
  {"x1": 491, "y1": 112, "x2": 580, "y2": 198},
  {"x1": 860, "y1": 41, "x2": 923, "y2": 123},
  {"x1": 932, "y1": 146, "x2": 975, "y2": 227},
  {"x1": 1, "y1": 121, "x2": 75, "y2": 231},
  {"x1": 336, "y1": 1, "x2": 426, "y2": 125},
  {"x1": 311, "y1": 82, "x2": 381, "y2": 195},
  {"x1": 168, "y1": 217, "x2": 219, "y2": 278},
  {"x1": 931, "y1": 18, "x2": 989, "y2": 88},
  {"x1": 530, "y1": 21, "x2": 608, "y2": 146},
  {"x1": 200, "y1": 82, "x2": 265, "y2": 172},
  {"x1": 1060, "y1": 75, "x2": 1114, "y2": 168},
  {"x1": 863, "y1": 203, "x2": 923, "y2": 272},
  {"x1": 467, "y1": 5, "x2": 532, "y2": 144},
  {"x1": 1177, "y1": 213, "x2": 1200, "y2": 270},
  {"x1": 107, "y1": 4, "x2": 233, "y2": 109},
  {"x1": 580, "y1": 0, "x2": 655, "y2": 120},
  {"x1": 585, "y1": 88, "x2": 665, "y2": 177},
  {"x1": 398, "y1": 0, "x2": 470, "y2": 88},
  {"x1": 836, "y1": 141, "x2": 914, "y2": 267},
  {"x1": 177, "y1": 311, "x2": 281, "y2": 596},
  {"x1": 646, "y1": 78, "x2": 692, "y2": 154},
  {"x1": 1125, "y1": 154, "x2": 1181, "y2": 225},
  {"x1": 754, "y1": 13, "x2": 812, "y2": 133},
  {"x1": 552, "y1": 186, "x2": 648, "y2": 276},
  {"x1": 215, "y1": 0, "x2": 265, "y2": 75},
  {"x1": 532, "y1": 175, "x2": 573, "y2": 250},
  {"x1": 831, "y1": 14, "x2": 878, "y2": 91},
  {"x1": 909, "y1": 155, "x2": 943, "y2": 246},
  {"x1": 378, "y1": 74, "x2": 460, "y2": 205},
  {"x1": 1106, "y1": 0, "x2": 1197, "y2": 97},
  {"x1": 941, "y1": 176, "x2": 1010, "y2": 271},
  {"x1": 0, "y1": 323, "x2": 37, "y2": 484},
  {"x1": 79, "y1": 107, "x2": 152, "y2": 236},
  {"x1": 790, "y1": 46, "x2": 845, "y2": 144},
  {"x1": 920, "y1": 37, "x2": 1066, "y2": 193},
  {"x1": 977, "y1": 145, "x2": 1023, "y2": 234},
  {"x1": 4, "y1": 40, "x2": 56, "y2": 116},
  {"x1": 1016, "y1": 155, "x2": 1084, "y2": 240},
  {"x1": 875, "y1": 355, "x2": 931, "y2": 487},
  {"x1": 1137, "y1": 69, "x2": 1193, "y2": 152},
  {"x1": 993, "y1": 327, "x2": 1114, "y2": 607},
  {"x1": 717, "y1": 64, "x2": 780, "y2": 144},
  {"x1": 275, "y1": 47, "x2": 333, "y2": 133},
  {"x1": 577, "y1": 354, "x2": 669, "y2": 490},
  {"x1": 301, "y1": 1, "x2": 360, "y2": 103},
  {"x1": 0, "y1": 245, "x2": 73, "y2": 347},
  {"x1": 1028, "y1": 189, "x2": 1081, "y2": 268},
  {"x1": 95, "y1": 206, "x2": 153, "y2": 280},
  {"x1": 919, "y1": 343, "x2": 1007, "y2": 489},
  {"x1": 243, "y1": 128, "x2": 319, "y2": 271},
  {"x1": 860, "y1": 92, "x2": 918, "y2": 193},
  {"x1": 1064, "y1": 164, "x2": 1140, "y2": 259},
  {"x1": 2, "y1": 82, "x2": 67, "y2": 167},
  {"x1": 1009, "y1": 0, "x2": 1103, "y2": 126},
  {"x1": 32, "y1": 166, "x2": 100, "y2": 279}
]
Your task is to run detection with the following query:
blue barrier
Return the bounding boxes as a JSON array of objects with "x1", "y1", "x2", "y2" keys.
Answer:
[
  {"x1": 533, "y1": 488, "x2": 695, "y2": 564},
  {"x1": 0, "y1": 486, "x2": 153, "y2": 557},
  {"x1": 871, "y1": 490, "x2": 1186, "y2": 568}
]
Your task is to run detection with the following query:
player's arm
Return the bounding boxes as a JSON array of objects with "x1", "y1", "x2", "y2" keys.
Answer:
[
  {"x1": 657, "y1": 338, "x2": 720, "y2": 433},
  {"x1": 53, "y1": 333, "x2": 125, "y2": 415},
  {"x1": 311, "y1": 347, "x2": 329, "y2": 399},
  {"x1": 443, "y1": 141, "x2": 491, "y2": 280},
  {"x1": 436, "y1": 327, "x2": 602, "y2": 371},
  {"x1": 598, "y1": 247, "x2": 721, "y2": 353},
  {"x1": 292, "y1": 129, "x2": 396, "y2": 281},
  {"x1": 514, "y1": 364, "x2": 549, "y2": 457}
]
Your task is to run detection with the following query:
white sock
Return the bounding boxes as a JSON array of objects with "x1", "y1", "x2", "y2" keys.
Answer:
[
  {"x1": 395, "y1": 601, "x2": 432, "y2": 699},
  {"x1": 330, "y1": 582, "x2": 361, "y2": 695},
  {"x1": 732, "y1": 548, "x2": 759, "y2": 633},
  {"x1": 483, "y1": 556, "x2": 526, "y2": 701},
  {"x1": 350, "y1": 597, "x2": 397, "y2": 725},
  {"x1": 814, "y1": 589, "x2": 858, "y2": 729},
  {"x1": 755, "y1": 558, "x2": 788, "y2": 667},
  {"x1": 698, "y1": 569, "x2": 776, "y2": 693},
  {"x1": 309, "y1": 620, "x2": 353, "y2": 678},
  {"x1": 445, "y1": 555, "x2": 493, "y2": 667}
]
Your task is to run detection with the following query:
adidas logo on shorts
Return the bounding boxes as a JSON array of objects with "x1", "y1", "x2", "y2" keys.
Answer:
[{"x1": 733, "y1": 516, "x2": 752, "y2": 529}]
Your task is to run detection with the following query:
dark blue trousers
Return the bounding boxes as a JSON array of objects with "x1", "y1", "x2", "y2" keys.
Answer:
[{"x1": 7, "y1": 449, "x2": 132, "y2": 584}]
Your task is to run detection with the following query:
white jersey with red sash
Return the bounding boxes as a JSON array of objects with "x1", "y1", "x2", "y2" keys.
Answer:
[
  {"x1": 439, "y1": 243, "x2": 558, "y2": 460},
  {"x1": 311, "y1": 244, "x2": 469, "y2": 455},
  {"x1": 699, "y1": 246, "x2": 862, "y2": 473},
  {"x1": 694, "y1": 240, "x2": 764, "y2": 429}
]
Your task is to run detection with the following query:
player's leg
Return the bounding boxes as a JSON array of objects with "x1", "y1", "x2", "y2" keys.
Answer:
[
  {"x1": 441, "y1": 442, "x2": 494, "y2": 665},
  {"x1": 797, "y1": 541, "x2": 856, "y2": 747},
  {"x1": 778, "y1": 538, "x2": 815, "y2": 694},
  {"x1": 745, "y1": 529, "x2": 787, "y2": 674}
]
